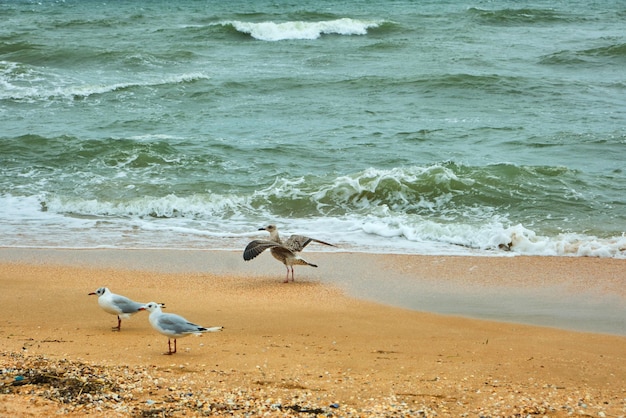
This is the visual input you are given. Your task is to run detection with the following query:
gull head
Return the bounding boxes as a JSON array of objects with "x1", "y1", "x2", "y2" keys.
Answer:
[
  {"x1": 88, "y1": 287, "x2": 109, "y2": 296},
  {"x1": 139, "y1": 302, "x2": 162, "y2": 313},
  {"x1": 259, "y1": 224, "x2": 277, "y2": 232}
]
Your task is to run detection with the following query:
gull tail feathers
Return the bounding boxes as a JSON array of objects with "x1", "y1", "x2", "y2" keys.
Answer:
[{"x1": 200, "y1": 326, "x2": 224, "y2": 333}]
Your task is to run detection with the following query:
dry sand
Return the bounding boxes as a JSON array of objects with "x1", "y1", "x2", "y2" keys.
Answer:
[{"x1": 0, "y1": 249, "x2": 625, "y2": 417}]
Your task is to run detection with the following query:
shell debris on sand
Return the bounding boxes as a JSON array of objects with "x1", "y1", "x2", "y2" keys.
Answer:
[{"x1": 2, "y1": 351, "x2": 624, "y2": 417}]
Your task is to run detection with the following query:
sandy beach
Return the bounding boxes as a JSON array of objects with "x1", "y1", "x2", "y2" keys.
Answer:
[{"x1": 1, "y1": 249, "x2": 625, "y2": 417}]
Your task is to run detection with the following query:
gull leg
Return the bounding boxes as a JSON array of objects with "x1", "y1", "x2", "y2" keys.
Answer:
[
  {"x1": 165, "y1": 338, "x2": 175, "y2": 355},
  {"x1": 283, "y1": 266, "x2": 290, "y2": 283},
  {"x1": 112, "y1": 316, "x2": 122, "y2": 331}
]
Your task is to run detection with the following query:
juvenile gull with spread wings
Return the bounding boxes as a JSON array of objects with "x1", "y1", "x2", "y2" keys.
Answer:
[{"x1": 243, "y1": 224, "x2": 335, "y2": 282}]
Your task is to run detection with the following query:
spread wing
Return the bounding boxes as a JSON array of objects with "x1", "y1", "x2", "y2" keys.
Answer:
[
  {"x1": 284, "y1": 235, "x2": 335, "y2": 252},
  {"x1": 243, "y1": 239, "x2": 283, "y2": 261}
]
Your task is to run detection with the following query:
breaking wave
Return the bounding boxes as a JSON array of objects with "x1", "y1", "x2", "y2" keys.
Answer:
[
  {"x1": 219, "y1": 18, "x2": 384, "y2": 41},
  {"x1": 1, "y1": 163, "x2": 624, "y2": 257}
]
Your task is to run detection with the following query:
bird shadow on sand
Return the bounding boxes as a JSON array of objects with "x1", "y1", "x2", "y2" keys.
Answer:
[
  {"x1": 236, "y1": 275, "x2": 322, "y2": 288},
  {"x1": 230, "y1": 276, "x2": 336, "y2": 299}
]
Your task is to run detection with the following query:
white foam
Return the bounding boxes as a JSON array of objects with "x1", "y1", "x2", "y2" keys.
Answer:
[
  {"x1": 0, "y1": 66, "x2": 210, "y2": 102},
  {"x1": 41, "y1": 193, "x2": 247, "y2": 219},
  {"x1": 223, "y1": 18, "x2": 382, "y2": 41},
  {"x1": 1, "y1": 193, "x2": 623, "y2": 258},
  {"x1": 506, "y1": 225, "x2": 626, "y2": 258}
]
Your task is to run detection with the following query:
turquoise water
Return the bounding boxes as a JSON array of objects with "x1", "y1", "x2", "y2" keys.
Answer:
[{"x1": 1, "y1": 0, "x2": 625, "y2": 256}]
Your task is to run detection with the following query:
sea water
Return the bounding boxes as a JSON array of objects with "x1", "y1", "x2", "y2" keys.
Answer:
[{"x1": 1, "y1": 0, "x2": 625, "y2": 257}]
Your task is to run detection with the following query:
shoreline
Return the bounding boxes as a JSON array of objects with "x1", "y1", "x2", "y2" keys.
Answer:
[
  {"x1": 0, "y1": 250, "x2": 625, "y2": 416},
  {"x1": 0, "y1": 247, "x2": 624, "y2": 335}
]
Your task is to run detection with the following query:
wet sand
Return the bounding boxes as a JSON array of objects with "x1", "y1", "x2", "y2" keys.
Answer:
[
  {"x1": 0, "y1": 249, "x2": 625, "y2": 416},
  {"x1": 1, "y1": 248, "x2": 624, "y2": 334}
]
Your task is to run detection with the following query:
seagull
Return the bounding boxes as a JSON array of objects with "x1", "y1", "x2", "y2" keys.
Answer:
[
  {"x1": 139, "y1": 302, "x2": 223, "y2": 355},
  {"x1": 243, "y1": 224, "x2": 336, "y2": 282},
  {"x1": 88, "y1": 287, "x2": 158, "y2": 331}
]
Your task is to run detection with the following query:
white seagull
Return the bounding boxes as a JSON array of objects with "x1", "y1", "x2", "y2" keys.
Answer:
[
  {"x1": 88, "y1": 287, "x2": 157, "y2": 331},
  {"x1": 139, "y1": 302, "x2": 223, "y2": 355},
  {"x1": 243, "y1": 224, "x2": 336, "y2": 282}
]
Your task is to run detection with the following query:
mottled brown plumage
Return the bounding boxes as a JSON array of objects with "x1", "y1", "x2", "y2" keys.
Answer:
[{"x1": 243, "y1": 224, "x2": 335, "y2": 282}]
